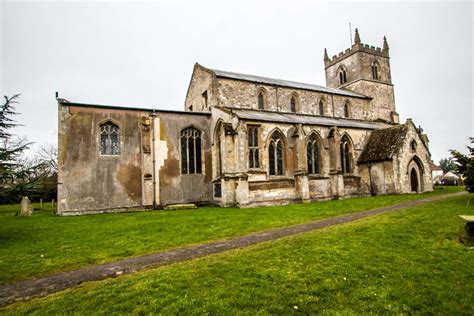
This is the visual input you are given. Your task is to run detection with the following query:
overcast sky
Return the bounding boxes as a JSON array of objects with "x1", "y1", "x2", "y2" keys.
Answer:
[{"x1": 1, "y1": 0, "x2": 473, "y2": 162}]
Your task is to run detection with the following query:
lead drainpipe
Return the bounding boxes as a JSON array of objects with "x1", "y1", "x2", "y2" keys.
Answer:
[{"x1": 150, "y1": 110, "x2": 157, "y2": 210}]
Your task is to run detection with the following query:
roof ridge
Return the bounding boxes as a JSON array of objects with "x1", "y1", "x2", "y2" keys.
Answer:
[{"x1": 204, "y1": 65, "x2": 370, "y2": 99}]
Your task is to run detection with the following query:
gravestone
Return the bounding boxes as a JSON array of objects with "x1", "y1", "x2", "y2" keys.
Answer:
[{"x1": 20, "y1": 196, "x2": 33, "y2": 216}]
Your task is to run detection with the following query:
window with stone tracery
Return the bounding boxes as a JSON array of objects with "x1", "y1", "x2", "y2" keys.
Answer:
[
  {"x1": 248, "y1": 126, "x2": 260, "y2": 169},
  {"x1": 340, "y1": 136, "x2": 352, "y2": 174},
  {"x1": 269, "y1": 132, "x2": 284, "y2": 176},
  {"x1": 100, "y1": 121, "x2": 120, "y2": 155},
  {"x1": 180, "y1": 127, "x2": 202, "y2": 174},
  {"x1": 307, "y1": 137, "x2": 320, "y2": 175}
]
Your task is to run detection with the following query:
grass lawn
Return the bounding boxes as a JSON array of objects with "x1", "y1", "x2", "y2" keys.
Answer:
[
  {"x1": 2, "y1": 192, "x2": 473, "y2": 314},
  {"x1": 0, "y1": 186, "x2": 463, "y2": 285}
]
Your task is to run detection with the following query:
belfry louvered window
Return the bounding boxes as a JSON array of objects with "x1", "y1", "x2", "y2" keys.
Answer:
[
  {"x1": 100, "y1": 122, "x2": 120, "y2": 155},
  {"x1": 269, "y1": 132, "x2": 284, "y2": 176},
  {"x1": 248, "y1": 126, "x2": 260, "y2": 169},
  {"x1": 181, "y1": 127, "x2": 202, "y2": 174}
]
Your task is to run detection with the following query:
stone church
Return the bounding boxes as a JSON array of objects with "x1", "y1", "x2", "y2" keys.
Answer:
[{"x1": 57, "y1": 30, "x2": 433, "y2": 215}]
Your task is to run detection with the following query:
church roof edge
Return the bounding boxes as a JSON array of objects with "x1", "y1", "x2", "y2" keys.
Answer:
[{"x1": 205, "y1": 66, "x2": 370, "y2": 99}]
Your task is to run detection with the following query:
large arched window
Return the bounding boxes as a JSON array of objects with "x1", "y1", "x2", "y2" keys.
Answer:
[
  {"x1": 100, "y1": 121, "x2": 120, "y2": 155},
  {"x1": 258, "y1": 91, "x2": 265, "y2": 111},
  {"x1": 181, "y1": 127, "x2": 202, "y2": 174},
  {"x1": 269, "y1": 132, "x2": 284, "y2": 176},
  {"x1": 338, "y1": 67, "x2": 347, "y2": 84},
  {"x1": 340, "y1": 136, "x2": 352, "y2": 174},
  {"x1": 343, "y1": 102, "x2": 350, "y2": 118},
  {"x1": 307, "y1": 136, "x2": 321, "y2": 175},
  {"x1": 248, "y1": 125, "x2": 260, "y2": 169},
  {"x1": 290, "y1": 95, "x2": 297, "y2": 113},
  {"x1": 371, "y1": 60, "x2": 380, "y2": 80}
]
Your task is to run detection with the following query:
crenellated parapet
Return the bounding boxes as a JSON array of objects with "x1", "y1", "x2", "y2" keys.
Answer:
[{"x1": 324, "y1": 29, "x2": 389, "y2": 69}]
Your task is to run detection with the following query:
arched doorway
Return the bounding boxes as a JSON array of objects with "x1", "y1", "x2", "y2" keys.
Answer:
[{"x1": 410, "y1": 168, "x2": 419, "y2": 192}]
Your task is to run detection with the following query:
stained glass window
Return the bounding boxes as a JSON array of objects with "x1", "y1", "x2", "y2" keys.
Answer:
[
  {"x1": 181, "y1": 127, "x2": 202, "y2": 174},
  {"x1": 100, "y1": 122, "x2": 120, "y2": 155}
]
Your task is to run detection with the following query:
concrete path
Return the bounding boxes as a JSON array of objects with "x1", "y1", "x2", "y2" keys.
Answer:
[{"x1": 0, "y1": 191, "x2": 467, "y2": 307}]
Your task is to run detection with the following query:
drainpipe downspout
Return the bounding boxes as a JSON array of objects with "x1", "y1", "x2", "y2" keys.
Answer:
[{"x1": 150, "y1": 110, "x2": 157, "y2": 210}]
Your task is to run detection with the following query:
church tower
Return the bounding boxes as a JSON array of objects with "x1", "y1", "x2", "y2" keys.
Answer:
[{"x1": 324, "y1": 29, "x2": 399, "y2": 123}]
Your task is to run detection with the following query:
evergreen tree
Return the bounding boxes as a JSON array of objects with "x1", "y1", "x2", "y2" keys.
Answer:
[{"x1": 450, "y1": 138, "x2": 474, "y2": 193}]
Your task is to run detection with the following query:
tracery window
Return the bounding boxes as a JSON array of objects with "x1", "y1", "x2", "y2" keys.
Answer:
[
  {"x1": 290, "y1": 95, "x2": 297, "y2": 113},
  {"x1": 258, "y1": 92, "x2": 265, "y2": 111},
  {"x1": 248, "y1": 126, "x2": 260, "y2": 169},
  {"x1": 340, "y1": 136, "x2": 352, "y2": 174},
  {"x1": 319, "y1": 100, "x2": 324, "y2": 116},
  {"x1": 307, "y1": 137, "x2": 320, "y2": 175},
  {"x1": 100, "y1": 121, "x2": 120, "y2": 155},
  {"x1": 269, "y1": 132, "x2": 284, "y2": 176},
  {"x1": 180, "y1": 127, "x2": 202, "y2": 174}
]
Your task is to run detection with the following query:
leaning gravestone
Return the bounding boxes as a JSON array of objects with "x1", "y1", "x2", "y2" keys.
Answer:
[{"x1": 19, "y1": 196, "x2": 33, "y2": 217}]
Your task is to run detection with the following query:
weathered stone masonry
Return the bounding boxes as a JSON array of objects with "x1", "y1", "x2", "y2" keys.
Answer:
[{"x1": 58, "y1": 30, "x2": 433, "y2": 215}]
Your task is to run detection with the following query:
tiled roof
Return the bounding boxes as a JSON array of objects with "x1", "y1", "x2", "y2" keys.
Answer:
[
  {"x1": 223, "y1": 107, "x2": 389, "y2": 130},
  {"x1": 358, "y1": 125, "x2": 408, "y2": 163},
  {"x1": 209, "y1": 67, "x2": 370, "y2": 99}
]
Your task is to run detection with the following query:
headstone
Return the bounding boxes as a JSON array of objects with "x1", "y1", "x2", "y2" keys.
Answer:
[{"x1": 20, "y1": 196, "x2": 33, "y2": 216}]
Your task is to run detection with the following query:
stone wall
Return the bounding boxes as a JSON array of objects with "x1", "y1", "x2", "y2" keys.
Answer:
[
  {"x1": 58, "y1": 105, "x2": 146, "y2": 215},
  {"x1": 58, "y1": 102, "x2": 213, "y2": 215}
]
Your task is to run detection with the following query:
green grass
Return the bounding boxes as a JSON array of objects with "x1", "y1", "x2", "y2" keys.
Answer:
[
  {"x1": 2, "y1": 191, "x2": 472, "y2": 314},
  {"x1": 0, "y1": 186, "x2": 463, "y2": 285}
]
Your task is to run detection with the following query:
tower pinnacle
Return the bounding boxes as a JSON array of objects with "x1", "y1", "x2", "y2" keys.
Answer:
[
  {"x1": 324, "y1": 48, "x2": 329, "y2": 61},
  {"x1": 383, "y1": 36, "x2": 389, "y2": 53},
  {"x1": 354, "y1": 28, "x2": 361, "y2": 44}
]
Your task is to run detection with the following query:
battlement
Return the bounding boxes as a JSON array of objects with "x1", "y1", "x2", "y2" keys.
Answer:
[{"x1": 324, "y1": 42, "x2": 389, "y2": 69}]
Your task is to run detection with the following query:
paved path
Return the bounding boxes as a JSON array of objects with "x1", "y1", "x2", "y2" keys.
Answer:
[{"x1": 0, "y1": 191, "x2": 467, "y2": 307}]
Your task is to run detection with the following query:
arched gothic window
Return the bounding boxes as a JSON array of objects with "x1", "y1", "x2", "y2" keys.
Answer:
[
  {"x1": 180, "y1": 127, "x2": 202, "y2": 174},
  {"x1": 340, "y1": 136, "x2": 352, "y2": 174},
  {"x1": 343, "y1": 102, "x2": 350, "y2": 118},
  {"x1": 371, "y1": 61, "x2": 380, "y2": 80},
  {"x1": 100, "y1": 121, "x2": 120, "y2": 155},
  {"x1": 269, "y1": 132, "x2": 284, "y2": 176},
  {"x1": 339, "y1": 67, "x2": 347, "y2": 84},
  {"x1": 248, "y1": 126, "x2": 260, "y2": 169},
  {"x1": 319, "y1": 100, "x2": 324, "y2": 116},
  {"x1": 307, "y1": 137, "x2": 320, "y2": 175},
  {"x1": 411, "y1": 140, "x2": 417, "y2": 152},
  {"x1": 258, "y1": 92, "x2": 265, "y2": 111},
  {"x1": 290, "y1": 96, "x2": 297, "y2": 113}
]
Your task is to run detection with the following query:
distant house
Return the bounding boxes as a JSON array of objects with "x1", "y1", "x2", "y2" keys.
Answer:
[
  {"x1": 441, "y1": 171, "x2": 460, "y2": 186},
  {"x1": 429, "y1": 162, "x2": 443, "y2": 184}
]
